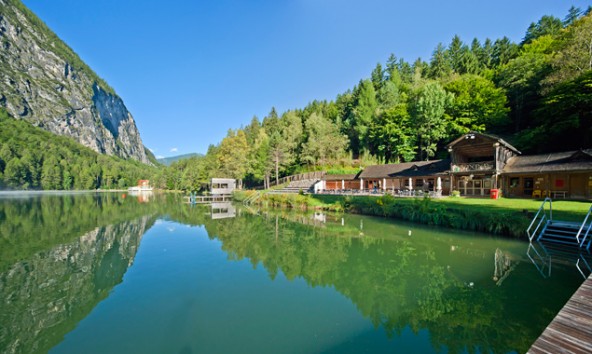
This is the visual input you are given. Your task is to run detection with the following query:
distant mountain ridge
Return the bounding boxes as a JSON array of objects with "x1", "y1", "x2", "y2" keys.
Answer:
[
  {"x1": 158, "y1": 153, "x2": 202, "y2": 166},
  {"x1": 0, "y1": 0, "x2": 150, "y2": 164}
]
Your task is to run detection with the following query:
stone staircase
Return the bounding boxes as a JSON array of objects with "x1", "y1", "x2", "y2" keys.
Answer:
[{"x1": 267, "y1": 179, "x2": 319, "y2": 194}]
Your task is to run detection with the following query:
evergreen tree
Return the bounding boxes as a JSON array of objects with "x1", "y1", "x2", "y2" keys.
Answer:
[
  {"x1": 302, "y1": 112, "x2": 348, "y2": 167},
  {"x1": 371, "y1": 63, "x2": 384, "y2": 92},
  {"x1": 523, "y1": 15, "x2": 563, "y2": 44},
  {"x1": 4, "y1": 157, "x2": 27, "y2": 188},
  {"x1": 448, "y1": 35, "x2": 464, "y2": 73},
  {"x1": 563, "y1": 6, "x2": 582, "y2": 27},
  {"x1": 492, "y1": 37, "x2": 519, "y2": 66},
  {"x1": 352, "y1": 80, "x2": 378, "y2": 156},
  {"x1": 429, "y1": 43, "x2": 452, "y2": 79}
]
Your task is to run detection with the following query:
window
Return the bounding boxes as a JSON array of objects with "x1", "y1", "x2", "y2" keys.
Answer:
[{"x1": 510, "y1": 178, "x2": 519, "y2": 188}]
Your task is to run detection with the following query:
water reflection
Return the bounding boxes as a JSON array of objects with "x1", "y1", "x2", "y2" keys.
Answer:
[
  {"x1": 0, "y1": 194, "x2": 158, "y2": 354},
  {"x1": 527, "y1": 242, "x2": 592, "y2": 279},
  {"x1": 210, "y1": 202, "x2": 236, "y2": 219},
  {"x1": 0, "y1": 195, "x2": 587, "y2": 354},
  {"x1": 192, "y1": 209, "x2": 585, "y2": 353}
]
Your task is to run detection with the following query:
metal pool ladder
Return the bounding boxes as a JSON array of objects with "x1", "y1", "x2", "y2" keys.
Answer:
[{"x1": 528, "y1": 198, "x2": 592, "y2": 250}]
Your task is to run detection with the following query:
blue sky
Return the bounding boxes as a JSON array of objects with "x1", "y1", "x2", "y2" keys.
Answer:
[{"x1": 22, "y1": 0, "x2": 590, "y2": 158}]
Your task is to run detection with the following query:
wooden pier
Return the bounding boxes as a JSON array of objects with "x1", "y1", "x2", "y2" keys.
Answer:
[{"x1": 528, "y1": 273, "x2": 592, "y2": 353}]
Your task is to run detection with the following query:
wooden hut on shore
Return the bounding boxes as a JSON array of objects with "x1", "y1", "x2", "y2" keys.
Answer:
[
  {"x1": 447, "y1": 132, "x2": 520, "y2": 197},
  {"x1": 501, "y1": 150, "x2": 592, "y2": 199},
  {"x1": 317, "y1": 174, "x2": 359, "y2": 192},
  {"x1": 311, "y1": 132, "x2": 592, "y2": 200},
  {"x1": 357, "y1": 160, "x2": 450, "y2": 193}
]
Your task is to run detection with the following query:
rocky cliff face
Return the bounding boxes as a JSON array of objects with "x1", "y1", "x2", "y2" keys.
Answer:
[{"x1": 0, "y1": 0, "x2": 150, "y2": 163}]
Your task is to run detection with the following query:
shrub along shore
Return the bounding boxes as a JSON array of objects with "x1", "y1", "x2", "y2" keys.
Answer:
[{"x1": 234, "y1": 191, "x2": 591, "y2": 239}]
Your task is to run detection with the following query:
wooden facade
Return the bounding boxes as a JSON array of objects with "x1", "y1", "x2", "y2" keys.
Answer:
[
  {"x1": 317, "y1": 161, "x2": 451, "y2": 195},
  {"x1": 447, "y1": 132, "x2": 520, "y2": 197},
  {"x1": 501, "y1": 150, "x2": 592, "y2": 199},
  {"x1": 314, "y1": 133, "x2": 592, "y2": 200},
  {"x1": 318, "y1": 174, "x2": 359, "y2": 191}
]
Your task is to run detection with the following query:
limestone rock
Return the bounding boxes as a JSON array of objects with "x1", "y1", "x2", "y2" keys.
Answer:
[{"x1": 0, "y1": 0, "x2": 151, "y2": 163}]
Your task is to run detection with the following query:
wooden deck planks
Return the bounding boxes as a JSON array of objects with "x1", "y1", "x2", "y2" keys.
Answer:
[{"x1": 528, "y1": 273, "x2": 592, "y2": 354}]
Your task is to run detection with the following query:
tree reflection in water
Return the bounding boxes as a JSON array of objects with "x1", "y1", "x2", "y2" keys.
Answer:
[
  {"x1": 180, "y1": 208, "x2": 584, "y2": 354},
  {"x1": 0, "y1": 195, "x2": 585, "y2": 354}
]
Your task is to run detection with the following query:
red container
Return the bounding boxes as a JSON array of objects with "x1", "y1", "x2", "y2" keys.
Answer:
[{"x1": 490, "y1": 189, "x2": 499, "y2": 199}]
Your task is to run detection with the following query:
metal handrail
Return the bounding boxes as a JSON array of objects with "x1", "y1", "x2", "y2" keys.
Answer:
[
  {"x1": 526, "y1": 243, "x2": 551, "y2": 278},
  {"x1": 576, "y1": 204, "x2": 592, "y2": 245},
  {"x1": 527, "y1": 197, "x2": 553, "y2": 242},
  {"x1": 243, "y1": 191, "x2": 261, "y2": 205}
]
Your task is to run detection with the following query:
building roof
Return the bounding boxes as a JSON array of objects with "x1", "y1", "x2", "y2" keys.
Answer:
[
  {"x1": 358, "y1": 160, "x2": 449, "y2": 179},
  {"x1": 395, "y1": 159, "x2": 451, "y2": 177},
  {"x1": 503, "y1": 149, "x2": 592, "y2": 174},
  {"x1": 322, "y1": 174, "x2": 358, "y2": 181},
  {"x1": 447, "y1": 132, "x2": 521, "y2": 155}
]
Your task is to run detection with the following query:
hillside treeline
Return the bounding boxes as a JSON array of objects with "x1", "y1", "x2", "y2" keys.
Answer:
[
  {"x1": 0, "y1": 109, "x2": 156, "y2": 190},
  {"x1": 155, "y1": 8, "x2": 592, "y2": 191}
]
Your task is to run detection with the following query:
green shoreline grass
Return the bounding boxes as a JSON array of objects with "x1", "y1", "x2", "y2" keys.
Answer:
[{"x1": 234, "y1": 190, "x2": 591, "y2": 239}]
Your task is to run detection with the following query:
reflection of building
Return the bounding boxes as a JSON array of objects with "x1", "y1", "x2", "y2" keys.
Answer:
[
  {"x1": 493, "y1": 248, "x2": 516, "y2": 285},
  {"x1": 211, "y1": 202, "x2": 236, "y2": 219},
  {"x1": 128, "y1": 179, "x2": 153, "y2": 192},
  {"x1": 128, "y1": 189, "x2": 153, "y2": 203}
]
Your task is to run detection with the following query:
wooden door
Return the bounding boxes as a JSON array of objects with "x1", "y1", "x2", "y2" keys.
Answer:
[{"x1": 570, "y1": 174, "x2": 586, "y2": 199}]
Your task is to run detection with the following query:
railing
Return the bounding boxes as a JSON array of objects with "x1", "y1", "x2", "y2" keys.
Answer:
[
  {"x1": 576, "y1": 204, "x2": 592, "y2": 249},
  {"x1": 526, "y1": 243, "x2": 551, "y2": 278},
  {"x1": 527, "y1": 197, "x2": 553, "y2": 242},
  {"x1": 273, "y1": 171, "x2": 326, "y2": 186},
  {"x1": 451, "y1": 161, "x2": 495, "y2": 172},
  {"x1": 243, "y1": 191, "x2": 262, "y2": 206},
  {"x1": 576, "y1": 257, "x2": 592, "y2": 279}
]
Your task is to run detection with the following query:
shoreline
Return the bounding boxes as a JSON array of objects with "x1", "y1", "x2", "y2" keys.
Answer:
[
  {"x1": 235, "y1": 191, "x2": 590, "y2": 239},
  {"x1": 0, "y1": 189, "x2": 129, "y2": 196}
]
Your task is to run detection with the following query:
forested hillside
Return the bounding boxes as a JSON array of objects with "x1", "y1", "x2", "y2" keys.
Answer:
[
  {"x1": 156, "y1": 8, "x2": 592, "y2": 191},
  {"x1": 0, "y1": 109, "x2": 156, "y2": 190}
]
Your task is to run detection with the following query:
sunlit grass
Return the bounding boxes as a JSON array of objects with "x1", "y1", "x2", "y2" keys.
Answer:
[{"x1": 312, "y1": 195, "x2": 591, "y2": 223}]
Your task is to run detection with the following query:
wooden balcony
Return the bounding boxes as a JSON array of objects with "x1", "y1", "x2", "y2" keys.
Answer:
[{"x1": 451, "y1": 161, "x2": 495, "y2": 173}]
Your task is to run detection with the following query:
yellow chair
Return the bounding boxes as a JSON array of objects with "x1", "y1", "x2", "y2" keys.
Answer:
[{"x1": 532, "y1": 189, "x2": 542, "y2": 198}]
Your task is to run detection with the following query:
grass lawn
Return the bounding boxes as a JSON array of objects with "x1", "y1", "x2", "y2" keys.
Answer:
[
  {"x1": 312, "y1": 195, "x2": 591, "y2": 222},
  {"x1": 433, "y1": 197, "x2": 590, "y2": 222}
]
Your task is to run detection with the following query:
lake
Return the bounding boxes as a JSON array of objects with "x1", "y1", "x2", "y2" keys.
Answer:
[{"x1": 0, "y1": 192, "x2": 588, "y2": 353}]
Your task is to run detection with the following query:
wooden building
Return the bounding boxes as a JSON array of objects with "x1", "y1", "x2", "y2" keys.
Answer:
[
  {"x1": 501, "y1": 150, "x2": 592, "y2": 199},
  {"x1": 311, "y1": 132, "x2": 592, "y2": 200},
  {"x1": 447, "y1": 132, "x2": 520, "y2": 197},
  {"x1": 358, "y1": 160, "x2": 450, "y2": 193},
  {"x1": 318, "y1": 174, "x2": 359, "y2": 191},
  {"x1": 210, "y1": 178, "x2": 236, "y2": 196}
]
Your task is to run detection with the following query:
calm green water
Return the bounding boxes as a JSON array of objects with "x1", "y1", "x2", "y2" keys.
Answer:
[{"x1": 0, "y1": 192, "x2": 588, "y2": 354}]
